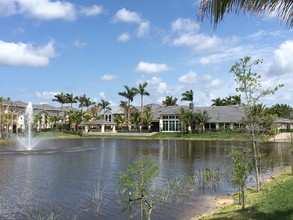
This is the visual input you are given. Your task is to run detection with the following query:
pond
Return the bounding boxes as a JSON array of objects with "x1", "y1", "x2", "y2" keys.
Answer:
[{"x1": 0, "y1": 138, "x2": 289, "y2": 219}]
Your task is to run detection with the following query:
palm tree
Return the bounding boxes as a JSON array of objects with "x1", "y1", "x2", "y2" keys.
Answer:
[
  {"x1": 118, "y1": 85, "x2": 138, "y2": 129},
  {"x1": 143, "y1": 106, "x2": 153, "y2": 131},
  {"x1": 52, "y1": 92, "x2": 67, "y2": 111},
  {"x1": 114, "y1": 115, "x2": 126, "y2": 131},
  {"x1": 194, "y1": 110, "x2": 210, "y2": 132},
  {"x1": 130, "y1": 111, "x2": 141, "y2": 131},
  {"x1": 75, "y1": 94, "x2": 88, "y2": 112},
  {"x1": 84, "y1": 97, "x2": 94, "y2": 111},
  {"x1": 181, "y1": 89, "x2": 194, "y2": 110},
  {"x1": 181, "y1": 90, "x2": 194, "y2": 103},
  {"x1": 211, "y1": 97, "x2": 224, "y2": 106},
  {"x1": 65, "y1": 93, "x2": 77, "y2": 109},
  {"x1": 97, "y1": 99, "x2": 112, "y2": 120},
  {"x1": 133, "y1": 82, "x2": 150, "y2": 128},
  {"x1": 162, "y1": 96, "x2": 178, "y2": 106},
  {"x1": 198, "y1": 0, "x2": 293, "y2": 28},
  {"x1": 119, "y1": 101, "x2": 130, "y2": 131}
]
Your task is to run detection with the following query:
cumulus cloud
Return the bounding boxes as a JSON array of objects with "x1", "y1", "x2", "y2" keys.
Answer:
[
  {"x1": 100, "y1": 74, "x2": 117, "y2": 81},
  {"x1": 171, "y1": 18, "x2": 200, "y2": 33},
  {"x1": 268, "y1": 40, "x2": 293, "y2": 76},
  {"x1": 2, "y1": 0, "x2": 76, "y2": 20},
  {"x1": 134, "y1": 61, "x2": 173, "y2": 74},
  {"x1": 172, "y1": 33, "x2": 222, "y2": 52},
  {"x1": 113, "y1": 8, "x2": 141, "y2": 23},
  {"x1": 117, "y1": 33, "x2": 130, "y2": 42},
  {"x1": 35, "y1": 91, "x2": 58, "y2": 99},
  {"x1": 178, "y1": 70, "x2": 196, "y2": 85},
  {"x1": 147, "y1": 77, "x2": 168, "y2": 95},
  {"x1": 113, "y1": 8, "x2": 150, "y2": 37},
  {"x1": 80, "y1": 5, "x2": 103, "y2": 16},
  {"x1": 99, "y1": 92, "x2": 106, "y2": 99},
  {"x1": 137, "y1": 21, "x2": 150, "y2": 37},
  {"x1": 0, "y1": 40, "x2": 56, "y2": 66}
]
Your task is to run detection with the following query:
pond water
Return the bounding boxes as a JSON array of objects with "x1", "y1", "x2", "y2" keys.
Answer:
[{"x1": 0, "y1": 138, "x2": 289, "y2": 219}]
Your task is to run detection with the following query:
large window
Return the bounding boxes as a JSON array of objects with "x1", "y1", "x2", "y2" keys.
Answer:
[{"x1": 162, "y1": 115, "x2": 180, "y2": 131}]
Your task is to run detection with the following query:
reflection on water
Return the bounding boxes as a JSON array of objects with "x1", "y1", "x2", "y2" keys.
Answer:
[{"x1": 0, "y1": 139, "x2": 289, "y2": 219}]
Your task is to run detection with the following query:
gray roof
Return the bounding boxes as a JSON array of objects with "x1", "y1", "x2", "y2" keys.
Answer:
[{"x1": 157, "y1": 105, "x2": 245, "y2": 123}]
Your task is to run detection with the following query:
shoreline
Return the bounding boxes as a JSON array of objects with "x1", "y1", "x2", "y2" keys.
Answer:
[{"x1": 192, "y1": 166, "x2": 290, "y2": 220}]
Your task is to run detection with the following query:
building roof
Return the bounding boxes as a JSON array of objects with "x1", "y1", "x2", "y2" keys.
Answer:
[{"x1": 82, "y1": 119, "x2": 116, "y2": 125}]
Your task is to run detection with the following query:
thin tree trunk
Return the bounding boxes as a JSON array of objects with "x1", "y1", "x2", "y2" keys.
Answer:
[
  {"x1": 241, "y1": 184, "x2": 245, "y2": 209},
  {"x1": 252, "y1": 132, "x2": 260, "y2": 192}
]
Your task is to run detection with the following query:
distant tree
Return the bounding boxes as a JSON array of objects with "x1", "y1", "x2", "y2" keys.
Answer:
[
  {"x1": 130, "y1": 111, "x2": 141, "y2": 131},
  {"x1": 133, "y1": 82, "x2": 150, "y2": 128},
  {"x1": 84, "y1": 97, "x2": 94, "y2": 111},
  {"x1": 114, "y1": 115, "x2": 125, "y2": 130},
  {"x1": 194, "y1": 110, "x2": 210, "y2": 132},
  {"x1": 118, "y1": 85, "x2": 138, "y2": 129},
  {"x1": 68, "y1": 109, "x2": 84, "y2": 131},
  {"x1": 198, "y1": 0, "x2": 293, "y2": 28},
  {"x1": 162, "y1": 96, "x2": 178, "y2": 106},
  {"x1": 52, "y1": 92, "x2": 67, "y2": 111},
  {"x1": 65, "y1": 93, "x2": 77, "y2": 109},
  {"x1": 97, "y1": 99, "x2": 112, "y2": 120},
  {"x1": 211, "y1": 97, "x2": 224, "y2": 106},
  {"x1": 267, "y1": 104, "x2": 293, "y2": 118},
  {"x1": 181, "y1": 90, "x2": 194, "y2": 103},
  {"x1": 75, "y1": 94, "x2": 88, "y2": 112},
  {"x1": 143, "y1": 106, "x2": 153, "y2": 130}
]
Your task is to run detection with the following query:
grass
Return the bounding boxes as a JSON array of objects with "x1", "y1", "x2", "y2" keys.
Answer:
[{"x1": 202, "y1": 167, "x2": 293, "y2": 220}]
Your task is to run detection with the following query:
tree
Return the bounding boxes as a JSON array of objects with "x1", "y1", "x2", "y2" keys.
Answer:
[
  {"x1": 75, "y1": 94, "x2": 88, "y2": 112},
  {"x1": 143, "y1": 106, "x2": 153, "y2": 131},
  {"x1": 65, "y1": 93, "x2": 77, "y2": 109},
  {"x1": 52, "y1": 92, "x2": 67, "y2": 111},
  {"x1": 198, "y1": 0, "x2": 293, "y2": 28},
  {"x1": 211, "y1": 97, "x2": 224, "y2": 106},
  {"x1": 181, "y1": 90, "x2": 194, "y2": 103},
  {"x1": 162, "y1": 96, "x2": 178, "y2": 106},
  {"x1": 230, "y1": 56, "x2": 283, "y2": 191},
  {"x1": 133, "y1": 82, "x2": 150, "y2": 129},
  {"x1": 114, "y1": 115, "x2": 125, "y2": 130},
  {"x1": 194, "y1": 110, "x2": 210, "y2": 132},
  {"x1": 97, "y1": 99, "x2": 111, "y2": 120},
  {"x1": 118, "y1": 85, "x2": 138, "y2": 130},
  {"x1": 229, "y1": 147, "x2": 253, "y2": 210},
  {"x1": 68, "y1": 109, "x2": 84, "y2": 131},
  {"x1": 267, "y1": 103, "x2": 293, "y2": 118},
  {"x1": 130, "y1": 111, "x2": 141, "y2": 131},
  {"x1": 116, "y1": 158, "x2": 159, "y2": 220}
]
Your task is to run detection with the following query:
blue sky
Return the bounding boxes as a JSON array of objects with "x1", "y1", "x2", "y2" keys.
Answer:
[{"x1": 0, "y1": 0, "x2": 292, "y2": 108}]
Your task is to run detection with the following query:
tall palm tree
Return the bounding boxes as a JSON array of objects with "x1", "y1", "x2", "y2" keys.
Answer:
[
  {"x1": 52, "y1": 92, "x2": 67, "y2": 111},
  {"x1": 65, "y1": 93, "x2": 77, "y2": 109},
  {"x1": 162, "y1": 96, "x2": 178, "y2": 106},
  {"x1": 211, "y1": 97, "x2": 224, "y2": 106},
  {"x1": 75, "y1": 94, "x2": 88, "y2": 112},
  {"x1": 198, "y1": 0, "x2": 293, "y2": 28},
  {"x1": 133, "y1": 82, "x2": 150, "y2": 128},
  {"x1": 118, "y1": 85, "x2": 138, "y2": 129},
  {"x1": 97, "y1": 99, "x2": 112, "y2": 120},
  {"x1": 181, "y1": 90, "x2": 194, "y2": 103},
  {"x1": 84, "y1": 97, "x2": 94, "y2": 111}
]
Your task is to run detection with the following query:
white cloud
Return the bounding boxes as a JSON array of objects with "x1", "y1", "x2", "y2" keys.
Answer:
[
  {"x1": 113, "y1": 8, "x2": 141, "y2": 23},
  {"x1": 268, "y1": 40, "x2": 293, "y2": 76},
  {"x1": 178, "y1": 70, "x2": 196, "y2": 85},
  {"x1": 172, "y1": 33, "x2": 221, "y2": 52},
  {"x1": 171, "y1": 18, "x2": 200, "y2": 33},
  {"x1": 99, "y1": 92, "x2": 105, "y2": 99},
  {"x1": 0, "y1": 40, "x2": 56, "y2": 66},
  {"x1": 137, "y1": 21, "x2": 150, "y2": 37},
  {"x1": 80, "y1": 5, "x2": 103, "y2": 16},
  {"x1": 113, "y1": 8, "x2": 150, "y2": 38},
  {"x1": 117, "y1": 33, "x2": 130, "y2": 42},
  {"x1": 135, "y1": 61, "x2": 173, "y2": 74},
  {"x1": 100, "y1": 74, "x2": 117, "y2": 81},
  {"x1": 147, "y1": 77, "x2": 168, "y2": 95},
  {"x1": 35, "y1": 91, "x2": 58, "y2": 99},
  {"x1": 13, "y1": 0, "x2": 76, "y2": 20}
]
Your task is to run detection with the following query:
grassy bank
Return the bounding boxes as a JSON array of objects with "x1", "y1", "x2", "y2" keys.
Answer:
[{"x1": 201, "y1": 167, "x2": 293, "y2": 220}]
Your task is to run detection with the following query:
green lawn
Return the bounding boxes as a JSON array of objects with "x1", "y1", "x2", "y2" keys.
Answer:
[{"x1": 203, "y1": 167, "x2": 293, "y2": 220}]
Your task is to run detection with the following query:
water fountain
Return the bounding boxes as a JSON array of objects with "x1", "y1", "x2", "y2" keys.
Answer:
[{"x1": 17, "y1": 102, "x2": 42, "y2": 151}]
